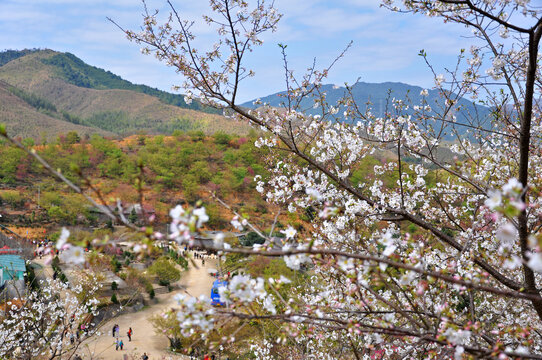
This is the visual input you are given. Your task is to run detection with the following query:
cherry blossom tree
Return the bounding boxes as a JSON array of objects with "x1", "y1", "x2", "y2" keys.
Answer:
[
  {"x1": 0, "y1": 274, "x2": 100, "y2": 360},
  {"x1": 0, "y1": 0, "x2": 541, "y2": 359},
  {"x1": 113, "y1": 0, "x2": 542, "y2": 358}
]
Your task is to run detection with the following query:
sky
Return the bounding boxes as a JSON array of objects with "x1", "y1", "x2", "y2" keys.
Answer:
[{"x1": 0, "y1": 0, "x2": 476, "y2": 103}]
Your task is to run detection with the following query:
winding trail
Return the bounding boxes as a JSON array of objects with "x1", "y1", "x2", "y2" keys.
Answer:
[{"x1": 81, "y1": 255, "x2": 217, "y2": 360}]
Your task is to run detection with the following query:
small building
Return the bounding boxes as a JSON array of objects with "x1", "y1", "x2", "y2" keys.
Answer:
[
  {"x1": 0, "y1": 246, "x2": 18, "y2": 255},
  {"x1": 0, "y1": 254, "x2": 26, "y2": 285}
]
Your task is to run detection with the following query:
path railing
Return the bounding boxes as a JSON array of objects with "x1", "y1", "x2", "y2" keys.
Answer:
[{"x1": 0, "y1": 225, "x2": 34, "y2": 259}]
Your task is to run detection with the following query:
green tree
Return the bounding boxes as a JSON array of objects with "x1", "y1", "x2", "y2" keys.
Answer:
[
  {"x1": 111, "y1": 256, "x2": 122, "y2": 273},
  {"x1": 129, "y1": 208, "x2": 138, "y2": 224},
  {"x1": 111, "y1": 293, "x2": 119, "y2": 304},
  {"x1": 241, "y1": 231, "x2": 266, "y2": 247},
  {"x1": 213, "y1": 131, "x2": 232, "y2": 145},
  {"x1": 181, "y1": 174, "x2": 199, "y2": 202},
  {"x1": 65, "y1": 131, "x2": 81, "y2": 145},
  {"x1": 148, "y1": 257, "x2": 181, "y2": 286},
  {"x1": 188, "y1": 161, "x2": 212, "y2": 183}
]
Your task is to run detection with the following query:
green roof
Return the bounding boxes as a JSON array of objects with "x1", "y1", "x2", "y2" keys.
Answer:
[{"x1": 0, "y1": 255, "x2": 26, "y2": 273}]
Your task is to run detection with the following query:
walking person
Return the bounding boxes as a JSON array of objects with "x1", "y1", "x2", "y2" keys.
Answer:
[
  {"x1": 142, "y1": 353, "x2": 149, "y2": 360},
  {"x1": 119, "y1": 339, "x2": 124, "y2": 350},
  {"x1": 115, "y1": 338, "x2": 119, "y2": 351},
  {"x1": 127, "y1": 327, "x2": 133, "y2": 341},
  {"x1": 112, "y1": 324, "x2": 116, "y2": 337}
]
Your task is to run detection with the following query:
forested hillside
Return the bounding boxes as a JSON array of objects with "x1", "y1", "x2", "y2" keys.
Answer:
[
  {"x1": 0, "y1": 130, "x2": 428, "y2": 233},
  {"x1": 0, "y1": 48, "x2": 40, "y2": 66},
  {"x1": 41, "y1": 52, "x2": 219, "y2": 114},
  {"x1": 0, "y1": 80, "x2": 114, "y2": 140},
  {"x1": 0, "y1": 132, "x2": 275, "y2": 229},
  {"x1": 0, "y1": 49, "x2": 249, "y2": 138}
]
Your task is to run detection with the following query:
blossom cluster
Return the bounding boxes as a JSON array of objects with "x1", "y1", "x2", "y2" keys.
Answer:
[
  {"x1": 0, "y1": 276, "x2": 100, "y2": 358},
  {"x1": 101, "y1": 0, "x2": 542, "y2": 358},
  {"x1": 174, "y1": 294, "x2": 215, "y2": 336}
]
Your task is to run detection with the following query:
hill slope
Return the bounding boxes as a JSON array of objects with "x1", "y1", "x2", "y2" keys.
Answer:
[
  {"x1": 0, "y1": 80, "x2": 113, "y2": 140},
  {"x1": 0, "y1": 49, "x2": 250, "y2": 137},
  {"x1": 40, "y1": 51, "x2": 218, "y2": 113}
]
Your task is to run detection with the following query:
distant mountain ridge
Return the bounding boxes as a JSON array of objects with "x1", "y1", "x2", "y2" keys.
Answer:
[
  {"x1": 0, "y1": 49, "x2": 250, "y2": 139},
  {"x1": 1, "y1": 49, "x2": 216, "y2": 113},
  {"x1": 242, "y1": 82, "x2": 492, "y2": 136},
  {"x1": 41, "y1": 52, "x2": 220, "y2": 114}
]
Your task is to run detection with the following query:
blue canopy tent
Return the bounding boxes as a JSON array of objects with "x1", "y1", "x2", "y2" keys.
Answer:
[{"x1": 211, "y1": 279, "x2": 228, "y2": 306}]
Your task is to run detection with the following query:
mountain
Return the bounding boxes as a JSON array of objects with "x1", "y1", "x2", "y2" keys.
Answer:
[
  {"x1": 39, "y1": 51, "x2": 217, "y2": 113},
  {"x1": 0, "y1": 80, "x2": 114, "y2": 140},
  {"x1": 242, "y1": 82, "x2": 492, "y2": 136},
  {"x1": 0, "y1": 49, "x2": 250, "y2": 139}
]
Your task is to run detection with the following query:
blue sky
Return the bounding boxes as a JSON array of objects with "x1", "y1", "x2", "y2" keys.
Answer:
[{"x1": 0, "y1": 0, "x2": 473, "y2": 102}]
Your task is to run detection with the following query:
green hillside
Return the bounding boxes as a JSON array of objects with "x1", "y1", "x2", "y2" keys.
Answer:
[
  {"x1": 0, "y1": 132, "x2": 273, "y2": 228},
  {"x1": 0, "y1": 49, "x2": 250, "y2": 138},
  {"x1": 0, "y1": 80, "x2": 114, "y2": 140},
  {"x1": 41, "y1": 52, "x2": 219, "y2": 114},
  {"x1": 0, "y1": 48, "x2": 40, "y2": 66}
]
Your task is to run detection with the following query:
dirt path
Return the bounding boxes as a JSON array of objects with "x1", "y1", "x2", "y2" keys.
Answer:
[
  {"x1": 32, "y1": 257, "x2": 54, "y2": 279},
  {"x1": 81, "y1": 253, "x2": 217, "y2": 360}
]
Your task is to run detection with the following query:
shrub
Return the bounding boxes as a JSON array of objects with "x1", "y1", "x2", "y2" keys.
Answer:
[
  {"x1": 51, "y1": 256, "x2": 69, "y2": 283},
  {"x1": 111, "y1": 281, "x2": 118, "y2": 290},
  {"x1": 188, "y1": 130, "x2": 205, "y2": 141},
  {"x1": 167, "y1": 250, "x2": 188, "y2": 270},
  {"x1": 47, "y1": 206, "x2": 70, "y2": 224},
  {"x1": 240, "y1": 232, "x2": 266, "y2": 247},
  {"x1": 26, "y1": 264, "x2": 39, "y2": 291},
  {"x1": 87, "y1": 251, "x2": 111, "y2": 272},
  {"x1": 65, "y1": 131, "x2": 81, "y2": 144},
  {"x1": 205, "y1": 203, "x2": 228, "y2": 228},
  {"x1": 189, "y1": 161, "x2": 212, "y2": 183},
  {"x1": 175, "y1": 255, "x2": 188, "y2": 270},
  {"x1": 110, "y1": 256, "x2": 122, "y2": 273},
  {"x1": 0, "y1": 190, "x2": 23, "y2": 207},
  {"x1": 181, "y1": 174, "x2": 199, "y2": 203},
  {"x1": 123, "y1": 267, "x2": 153, "y2": 293},
  {"x1": 129, "y1": 208, "x2": 138, "y2": 224},
  {"x1": 148, "y1": 256, "x2": 181, "y2": 286},
  {"x1": 213, "y1": 131, "x2": 232, "y2": 145},
  {"x1": 111, "y1": 293, "x2": 119, "y2": 304}
]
